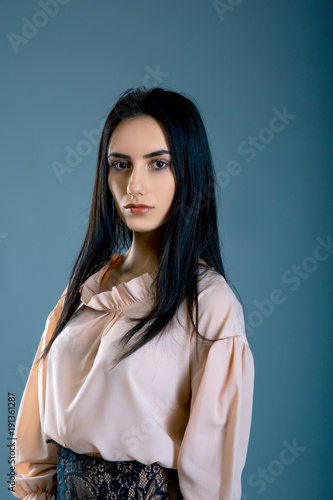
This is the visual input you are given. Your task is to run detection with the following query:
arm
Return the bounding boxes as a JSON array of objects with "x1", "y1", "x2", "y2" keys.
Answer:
[
  {"x1": 177, "y1": 281, "x2": 255, "y2": 499},
  {"x1": 12, "y1": 288, "x2": 67, "y2": 500}
]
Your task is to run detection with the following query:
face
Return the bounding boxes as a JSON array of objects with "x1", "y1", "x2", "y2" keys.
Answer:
[{"x1": 107, "y1": 115, "x2": 177, "y2": 235}]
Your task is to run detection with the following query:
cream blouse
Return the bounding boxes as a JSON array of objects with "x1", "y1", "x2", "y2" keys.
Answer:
[{"x1": 13, "y1": 256, "x2": 255, "y2": 500}]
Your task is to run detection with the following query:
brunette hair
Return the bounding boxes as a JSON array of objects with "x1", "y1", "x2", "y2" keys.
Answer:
[{"x1": 39, "y1": 86, "x2": 230, "y2": 366}]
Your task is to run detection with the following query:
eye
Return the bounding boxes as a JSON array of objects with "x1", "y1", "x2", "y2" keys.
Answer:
[
  {"x1": 110, "y1": 161, "x2": 129, "y2": 171},
  {"x1": 151, "y1": 160, "x2": 169, "y2": 170}
]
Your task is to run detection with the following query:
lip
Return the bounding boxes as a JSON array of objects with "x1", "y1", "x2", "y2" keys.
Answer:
[
  {"x1": 124, "y1": 203, "x2": 153, "y2": 214},
  {"x1": 124, "y1": 203, "x2": 153, "y2": 209}
]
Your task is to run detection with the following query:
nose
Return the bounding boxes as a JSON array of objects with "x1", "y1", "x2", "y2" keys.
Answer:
[{"x1": 127, "y1": 165, "x2": 146, "y2": 196}]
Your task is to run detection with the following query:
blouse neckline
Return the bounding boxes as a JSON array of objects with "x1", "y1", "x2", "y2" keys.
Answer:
[{"x1": 79, "y1": 253, "x2": 155, "y2": 312}]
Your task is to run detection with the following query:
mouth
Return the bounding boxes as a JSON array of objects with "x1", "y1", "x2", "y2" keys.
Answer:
[{"x1": 124, "y1": 203, "x2": 153, "y2": 214}]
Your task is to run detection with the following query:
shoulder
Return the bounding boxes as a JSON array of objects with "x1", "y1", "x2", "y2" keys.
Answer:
[
  {"x1": 48, "y1": 286, "x2": 68, "y2": 324},
  {"x1": 197, "y1": 265, "x2": 238, "y2": 307},
  {"x1": 196, "y1": 266, "x2": 246, "y2": 341}
]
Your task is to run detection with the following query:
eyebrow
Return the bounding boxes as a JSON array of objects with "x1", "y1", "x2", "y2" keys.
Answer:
[{"x1": 108, "y1": 149, "x2": 171, "y2": 159}]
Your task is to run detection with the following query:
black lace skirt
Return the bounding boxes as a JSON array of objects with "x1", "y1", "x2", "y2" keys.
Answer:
[{"x1": 54, "y1": 444, "x2": 184, "y2": 499}]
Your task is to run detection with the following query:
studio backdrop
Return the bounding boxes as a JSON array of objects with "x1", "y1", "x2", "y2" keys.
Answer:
[{"x1": 1, "y1": 1, "x2": 332, "y2": 499}]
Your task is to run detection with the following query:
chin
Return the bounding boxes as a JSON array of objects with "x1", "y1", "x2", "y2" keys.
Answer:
[{"x1": 128, "y1": 225, "x2": 160, "y2": 233}]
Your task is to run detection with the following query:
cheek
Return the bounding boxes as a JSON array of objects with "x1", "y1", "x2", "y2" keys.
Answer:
[
  {"x1": 108, "y1": 175, "x2": 122, "y2": 200},
  {"x1": 159, "y1": 176, "x2": 176, "y2": 208}
]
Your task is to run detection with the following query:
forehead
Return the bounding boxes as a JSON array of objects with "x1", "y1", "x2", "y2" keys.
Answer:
[{"x1": 108, "y1": 116, "x2": 169, "y2": 152}]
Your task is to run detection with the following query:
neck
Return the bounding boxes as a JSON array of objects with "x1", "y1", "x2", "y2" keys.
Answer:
[{"x1": 122, "y1": 230, "x2": 161, "y2": 276}]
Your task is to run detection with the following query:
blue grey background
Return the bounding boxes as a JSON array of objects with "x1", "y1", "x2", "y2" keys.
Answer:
[{"x1": 1, "y1": 0, "x2": 332, "y2": 498}]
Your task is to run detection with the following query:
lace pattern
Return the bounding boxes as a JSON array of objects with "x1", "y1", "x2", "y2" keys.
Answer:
[{"x1": 54, "y1": 444, "x2": 183, "y2": 499}]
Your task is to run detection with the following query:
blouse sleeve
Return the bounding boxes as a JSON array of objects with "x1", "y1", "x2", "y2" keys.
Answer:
[
  {"x1": 177, "y1": 281, "x2": 255, "y2": 500},
  {"x1": 12, "y1": 288, "x2": 67, "y2": 500}
]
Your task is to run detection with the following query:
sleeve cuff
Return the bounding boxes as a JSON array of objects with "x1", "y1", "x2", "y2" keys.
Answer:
[{"x1": 23, "y1": 493, "x2": 55, "y2": 500}]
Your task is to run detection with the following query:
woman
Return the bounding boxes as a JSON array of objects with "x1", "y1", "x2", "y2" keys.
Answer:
[{"x1": 13, "y1": 87, "x2": 255, "y2": 499}]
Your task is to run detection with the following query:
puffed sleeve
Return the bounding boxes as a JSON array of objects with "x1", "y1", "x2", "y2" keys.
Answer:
[
  {"x1": 12, "y1": 288, "x2": 67, "y2": 500},
  {"x1": 177, "y1": 279, "x2": 255, "y2": 500}
]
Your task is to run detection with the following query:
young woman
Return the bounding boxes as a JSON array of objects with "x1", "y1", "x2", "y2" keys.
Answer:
[{"x1": 13, "y1": 87, "x2": 255, "y2": 500}]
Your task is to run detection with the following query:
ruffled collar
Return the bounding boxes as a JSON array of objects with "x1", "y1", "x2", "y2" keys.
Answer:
[{"x1": 79, "y1": 254, "x2": 155, "y2": 312}]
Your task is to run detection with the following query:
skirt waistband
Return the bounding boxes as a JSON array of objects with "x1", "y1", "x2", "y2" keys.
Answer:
[{"x1": 53, "y1": 442, "x2": 183, "y2": 499}]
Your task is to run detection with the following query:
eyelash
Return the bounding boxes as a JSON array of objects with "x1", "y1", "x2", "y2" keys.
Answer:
[{"x1": 109, "y1": 160, "x2": 170, "y2": 171}]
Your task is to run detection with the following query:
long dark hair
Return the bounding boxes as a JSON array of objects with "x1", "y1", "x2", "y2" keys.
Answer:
[{"x1": 38, "y1": 86, "x2": 229, "y2": 366}]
